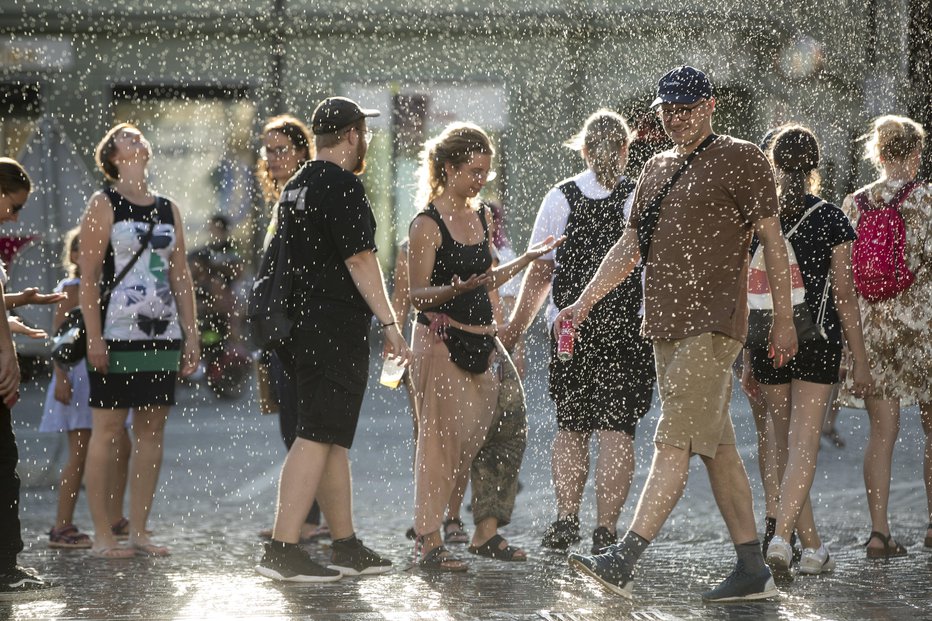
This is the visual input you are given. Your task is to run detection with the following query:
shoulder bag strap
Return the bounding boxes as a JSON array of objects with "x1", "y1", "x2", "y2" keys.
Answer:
[
  {"x1": 100, "y1": 204, "x2": 157, "y2": 307},
  {"x1": 785, "y1": 200, "x2": 825, "y2": 239},
  {"x1": 637, "y1": 133, "x2": 718, "y2": 263}
]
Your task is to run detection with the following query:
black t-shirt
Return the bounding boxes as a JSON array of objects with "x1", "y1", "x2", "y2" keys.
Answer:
[
  {"x1": 280, "y1": 160, "x2": 377, "y2": 320},
  {"x1": 751, "y1": 194, "x2": 856, "y2": 346}
]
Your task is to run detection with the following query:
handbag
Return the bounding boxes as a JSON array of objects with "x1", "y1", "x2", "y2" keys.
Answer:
[
  {"x1": 443, "y1": 326, "x2": 496, "y2": 374},
  {"x1": 745, "y1": 201, "x2": 830, "y2": 350},
  {"x1": 51, "y1": 212, "x2": 158, "y2": 367}
]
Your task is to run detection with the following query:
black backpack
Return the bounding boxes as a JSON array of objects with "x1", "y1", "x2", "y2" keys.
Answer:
[{"x1": 247, "y1": 200, "x2": 295, "y2": 350}]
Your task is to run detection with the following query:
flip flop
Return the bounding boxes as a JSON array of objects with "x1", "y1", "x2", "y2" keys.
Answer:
[
  {"x1": 467, "y1": 534, "x2": 526, "y2": 562},
  {"x1": 90, "y1": 546, "x2": 135, "y2": 559},
  {"x1": 130, "y1": 541, "x2": 171, "y2": 557}
]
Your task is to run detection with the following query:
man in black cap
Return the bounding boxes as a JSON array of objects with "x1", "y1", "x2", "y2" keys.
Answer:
[
  {"x1": 256, "y1": 96, "x2": 410, "y2": 582},
  {"x1": 556, "y1": 66, "x2": 797, "y2": 601}
]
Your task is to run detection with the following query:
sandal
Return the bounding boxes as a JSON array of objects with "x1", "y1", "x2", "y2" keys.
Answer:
[
  {"x1": 924, "y1": 523, "x2": 932, "y2": 549},
  {"x1": 468, "y1": 534, "x2": 526, "y2": 562},
  {"x1": 443, "y1": 517, "x2": 469, "y2": 545},
  {"x1": 111, "y1": 517, "x2": 130, "y2": 540},
  {"x1": 865, "y1": 530, "x2": 908, "y2": 559},
  {"x1": 130, "y1": 541, "x2": 171, "y2": 557},
  {"x1": 49, "y1": 524, "x2": 92, "y2": 549},
  {"x1": 301, "y1": 524, "x2": 330, "y2": 543},
  {"x1": 417, "y1": 541, "x2": 468, "y2": 572},
  {"x1": 90, "y1": 546, "x2": 135, "y2": 559}
]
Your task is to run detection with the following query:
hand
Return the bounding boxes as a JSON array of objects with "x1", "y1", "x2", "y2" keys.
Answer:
[
  {"x1": 0, "y1": 348, "x2": 20, "y2": 404},
  {"x1": 525, "y1": 235, "x2": 566, "y2": 260},
  {"x1": 552, "y1": 300, "x2": 591, "y2": 339},
  {"x1": 54, "y1": 374, "x2": 73, "y2": 405},
  {"x1": 87, "y1": 337, "x2": 109, "y2": 374},
  {"x1": 179, "y1": 337, "x2": 201, "y2": 378},
  {"x1": 7, "y1": 288, "x2": 67, "y2": 308},
  {"x1": 382, "y1": 325, "x2": 411, "y2": 365},
  {"x1": 451, "y1": 273, "x2": 490, "y2": 294},
  {"x1": 8, "y1": 316, "x2": 47, "y2": 339},
  {"x1": 849, "y1": 359, "x2": 875, "y2": 399},
  {"x1": 740, "y1": 360, "x2": 762, "y2": 403},
  {"x1": 768, "y1": 316, "x2": 798, "y2": 369}
]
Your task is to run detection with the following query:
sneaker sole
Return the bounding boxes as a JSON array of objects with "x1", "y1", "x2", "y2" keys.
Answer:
[
  {"x1": 568, "y1": 557, "x2": 634, "y2": 599},
  {"x1": 703, "y1": 577, "x2": 779, "y2": 602},
  {"x1": 0, "y1": 584, "x2": 64, "y2": 602},
  {"x1": 254, "y1": 564, "x2": 342, "y2": 583},
  {"x1": 327, "y1": 564, "x2": 392, "y2": 576},
  {"x1": 799, "y1": 556, "x2": 835, "y2": 575}
]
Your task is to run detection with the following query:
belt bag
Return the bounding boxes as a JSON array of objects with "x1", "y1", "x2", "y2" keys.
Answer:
[{"x1": 443, "y1": 326, "x2": 496, "y2": 374}]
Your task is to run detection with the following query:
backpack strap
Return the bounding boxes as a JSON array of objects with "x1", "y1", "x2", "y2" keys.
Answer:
[{"x1": 785, "y1": 200, "x2": 825, "y2": 239}]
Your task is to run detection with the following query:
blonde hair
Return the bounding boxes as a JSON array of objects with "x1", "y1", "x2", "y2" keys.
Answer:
[
  {"x1": 415, "y1": 123, "x2": 495, "y2": 208},
  {"x1": 61, "y1": 226, "x2": 80, "y2": 279},
  {"x1": 257, "y1": 114, "x2": 313, "y2": 203},
  {"x1": 565, "y1": 109, "x2": 631, "y2": 191},
  {"x1": 862, "y1": 114, "x2": 926, "y2": 170}
]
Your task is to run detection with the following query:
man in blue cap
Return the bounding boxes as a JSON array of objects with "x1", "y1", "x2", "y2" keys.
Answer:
[{"x1": 556, "y1": 66, "x2": 798, "y2": 601}]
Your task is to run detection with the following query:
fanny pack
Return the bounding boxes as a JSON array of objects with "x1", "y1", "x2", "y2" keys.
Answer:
[{"x1": 444, "y1": 327, "x2": 496, "y2": 374}]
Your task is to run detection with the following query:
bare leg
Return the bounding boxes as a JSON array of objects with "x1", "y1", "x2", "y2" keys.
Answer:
[
  {"x1": 85, "y1": 408, "x2": 131, "y2": 550},
  {"x1": 595, "y1": 430, "x2": 635, "y2": 531},
  {"x1": 55, "y1": 429, "x2": 90, "y2": 528},
  {"x1": 271, "y1": 437, "x2": 331, "y2": 544},
  {"x1": 770, "y1": 381, "x2": 833, "y2": 547},
  {"x1": 629, "y1": 443, "x2": 690, "y2": 541},
  {"x1": 701, "y1": 444, "x2": 758, "y2": 544},
  {"x1": 128, "y1": 405, "x2": 169, "y2": 545},
  {"x1": 108, "y1": 427, "x2": 131, "y2": 526},
  {"x1": 313, "y1": 446, "x2": 354, "y2": 540},
  {"x1": 750, "y1": 389, "x2": 780, "y2": 518},
  {"x1": 552, "y1": 430, "x2": 590, "y2": 518},
  {"x1": 863, "y1": 396, "x2": 901, "y2": 551}
]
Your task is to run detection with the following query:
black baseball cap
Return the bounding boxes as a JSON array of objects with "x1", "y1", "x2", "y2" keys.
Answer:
[
  {"x1": 650, "y1": 66, "x2": 714, "y2": 108},
  {"x1": 311, "y1": 97, "x2": 380, "y2": 135}
]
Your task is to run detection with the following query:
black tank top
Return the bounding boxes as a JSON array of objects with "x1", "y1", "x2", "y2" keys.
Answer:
[
  {"x1": 416, "y1": 204, "x2": 494, "y2": 327},
  {"x1": 552, "y1": 179, "x2": 642, "y2": 325}
]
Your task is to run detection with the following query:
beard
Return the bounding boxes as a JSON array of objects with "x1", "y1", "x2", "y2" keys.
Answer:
[{"x1": 352, "y1": 139, "x2": 368, "y2": 175}]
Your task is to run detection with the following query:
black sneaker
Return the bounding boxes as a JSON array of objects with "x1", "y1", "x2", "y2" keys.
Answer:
[
  {"x1": 255, "y1": 542, "x2": 342, "y2": 582},
  {"x1": 541, "y1": 515, "x2": 581, "y2": 550},
  {"x1": 0, "y1": 566, "x2": 62, "y2": 602},
  {"x1": 701, "y1": 560, "x2": 778, "y2": 602},
  {"x1": 327, "y1": 536, "x2": 392, "y2": 576},
  {"x1": 591, "y1": 526, "x2": 617, "y2": 554},
  {"x1": 568, "y1": 547, "x2": 635, "y2": 598}
]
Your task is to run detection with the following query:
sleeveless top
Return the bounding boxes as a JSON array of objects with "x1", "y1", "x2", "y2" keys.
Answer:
[
  {"x1": 552, "y1": 179, "x2": 642, "y2": 326},
  {"x1": 415, "y1": 204, "x2": 494, "y2": 327},
  {"x1": 101, "y1": 187, "x2": 181, "y2": 342}
]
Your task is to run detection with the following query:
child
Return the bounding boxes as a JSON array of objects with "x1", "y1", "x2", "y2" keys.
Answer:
[{"x1": 40, "y1": 228, "x2": 131, "y2": 548}]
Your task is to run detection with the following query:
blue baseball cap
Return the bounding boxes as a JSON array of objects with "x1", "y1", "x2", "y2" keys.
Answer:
[{"x1": 650, "y1": 66, "x2": 714, "y2": 108}]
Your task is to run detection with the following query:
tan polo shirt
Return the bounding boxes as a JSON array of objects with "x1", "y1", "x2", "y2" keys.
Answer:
[{"x1": 628, "y1": 135, "x2": 779, "y2": 342}]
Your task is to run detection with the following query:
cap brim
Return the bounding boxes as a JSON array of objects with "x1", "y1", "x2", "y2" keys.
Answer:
[
  {"x1": 649, "y1": 93, "x2": 704, "y2": 108},
  {"x1": 360, "y1": 108, "x2": 381, "y2": 118}
]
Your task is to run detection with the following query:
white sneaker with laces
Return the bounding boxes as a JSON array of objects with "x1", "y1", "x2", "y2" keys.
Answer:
[
  {"x1": 799, "y1": 544, "x2": 835, "y2": 575},
  {"x1": 765, "y1": 535, "x2": 792, "y2": 570}
]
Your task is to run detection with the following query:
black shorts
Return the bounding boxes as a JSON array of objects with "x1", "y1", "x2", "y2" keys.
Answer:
[
  {"x1": 282, "y1": 310, "x2": 370, "y2": 449},
  {"x1": 549, "y1": 319, "x2": 654, "y2": 436},
  {"x1": 751, "y1": 339, "x2": 842, "y2": 386}
]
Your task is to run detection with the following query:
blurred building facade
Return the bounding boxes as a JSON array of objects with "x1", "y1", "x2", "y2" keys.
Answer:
[{"x1": 0, "y1": 0, "x2": 929, "y2": 273}]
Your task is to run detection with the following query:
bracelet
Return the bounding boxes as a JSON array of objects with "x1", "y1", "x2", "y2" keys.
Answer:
[{"x1": 380, "y1": 321, "x2": 396, "y2": 328}]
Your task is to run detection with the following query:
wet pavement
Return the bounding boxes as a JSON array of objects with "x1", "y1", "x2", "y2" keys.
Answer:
[{"x1": 7, "y1": 332, "x2": 932, "y2": 620}]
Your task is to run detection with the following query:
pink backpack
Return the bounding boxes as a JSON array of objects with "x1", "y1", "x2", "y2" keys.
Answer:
[{"x1": 851, "y1": 181, "x2": 920, "y2": 303}]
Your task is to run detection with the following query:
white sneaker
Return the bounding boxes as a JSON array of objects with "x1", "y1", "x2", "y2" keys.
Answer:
[
  {"x1": 765, "y1": 535, "x2": 792, "y2": 571},
  {"x1": 799, "y1": 544, "x2": 835, "y2": 575}
]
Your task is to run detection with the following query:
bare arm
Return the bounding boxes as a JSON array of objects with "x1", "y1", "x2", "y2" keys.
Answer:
[
  {"x1": 0, "y1": 282, "x2": 20, "y2": 403},
  {"x1": 500, "y1": 259, "x2": 554, "y2": 350},
  {"x1": 754, "y1": 215, "x2": 798, "y2": 366},
  {"x1": 167, "y1": 202, "x2": 200, "y2": 377},
  {"x1": 389, "y1": 244, "x2": 411, "y2": 329},
  {"x1": 5, "y1": 288, "x2": 66, "y2": 310},
  {"x1": 78, "y1": 193, "x2": 114, "y2": 374},
  {"x1": 344, "y1": 249, "x2": 410, "y2": 362},
  {"x1": 830, "y1": 241, "x2": 873, "y2": 396}
]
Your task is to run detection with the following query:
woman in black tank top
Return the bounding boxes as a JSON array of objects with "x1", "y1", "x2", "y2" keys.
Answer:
[{"x1": 407, "y1": 123, "x2": 560, "y2": 571}]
